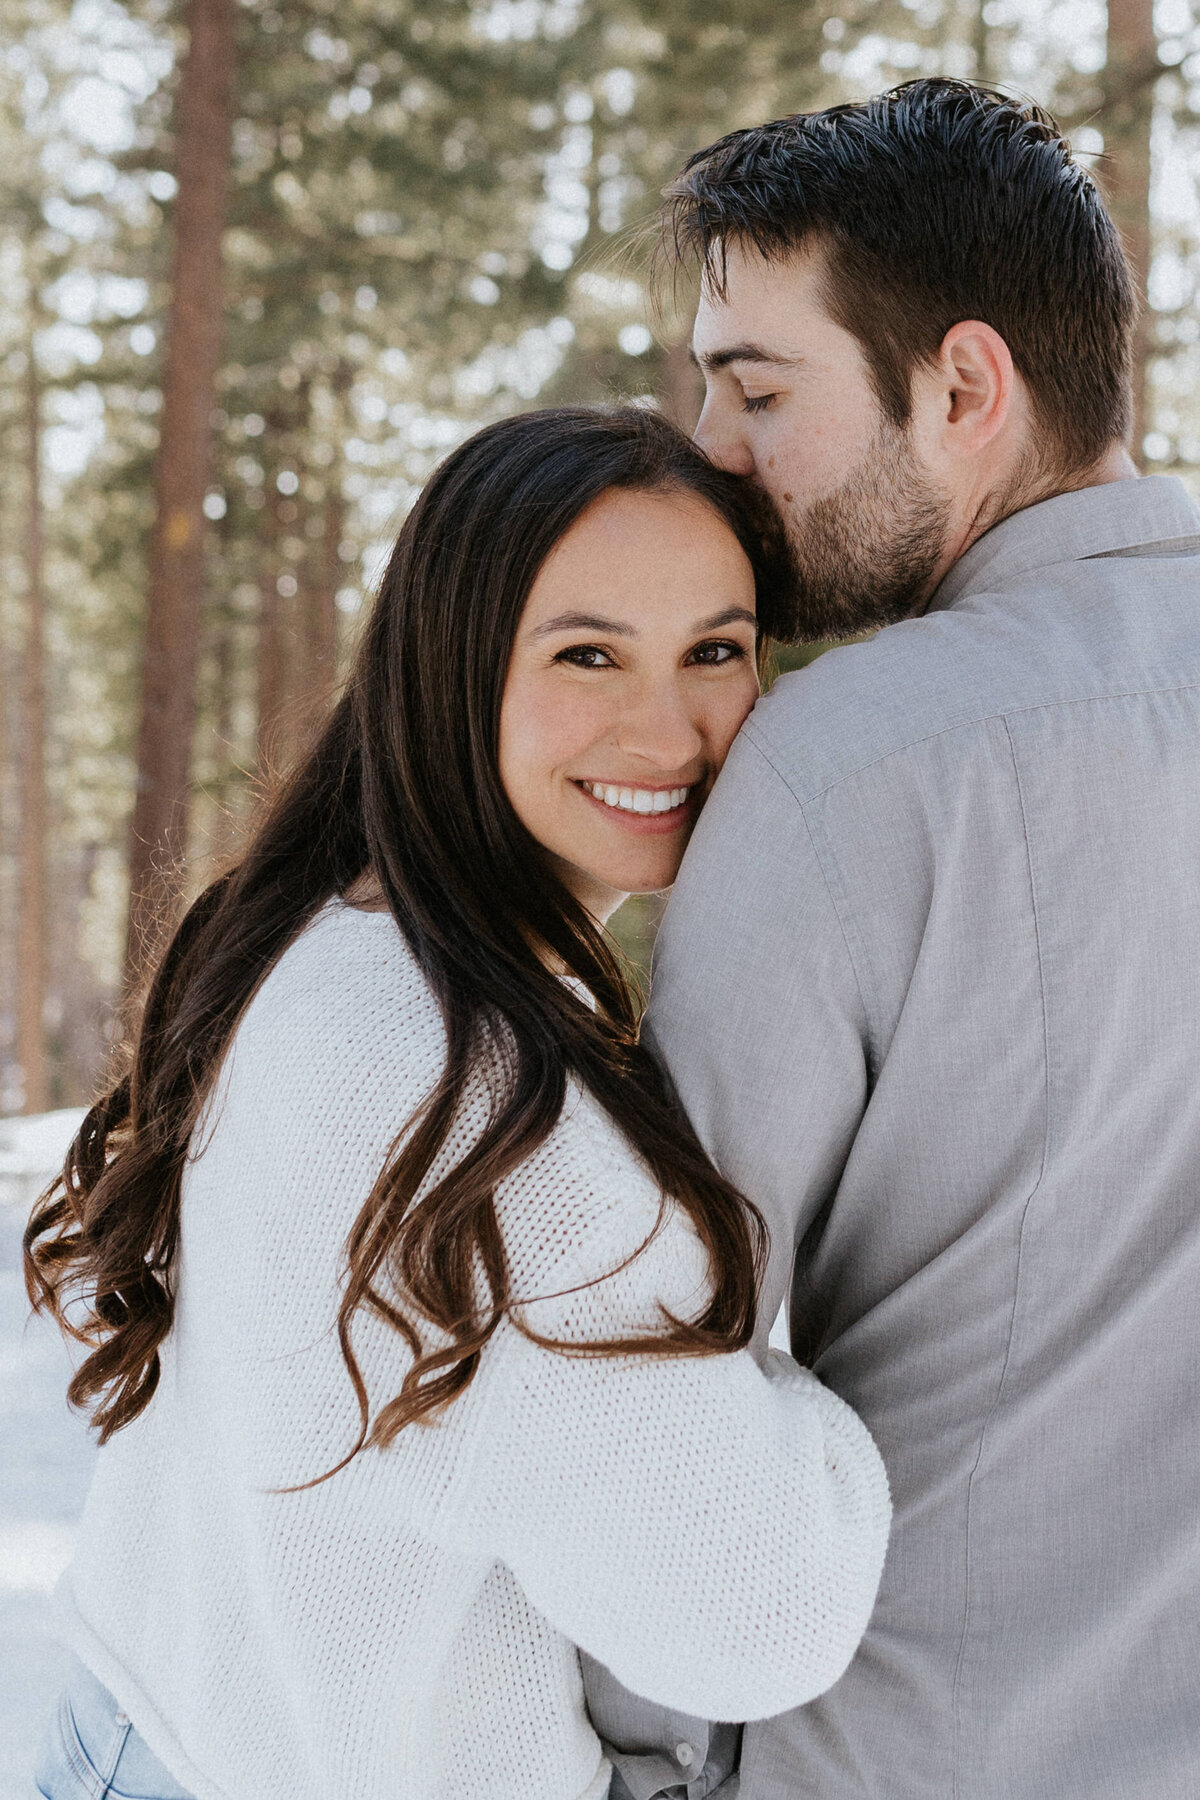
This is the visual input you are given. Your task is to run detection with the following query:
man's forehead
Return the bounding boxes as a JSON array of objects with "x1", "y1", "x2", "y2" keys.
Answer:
[{"x1": 691, "y1": 244, "x2": 831, "y2": 360}]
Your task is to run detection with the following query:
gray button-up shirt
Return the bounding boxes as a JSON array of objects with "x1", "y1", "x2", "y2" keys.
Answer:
[{"x1": 584, "y1": 475, "x2": 1200, "y2": 1798}]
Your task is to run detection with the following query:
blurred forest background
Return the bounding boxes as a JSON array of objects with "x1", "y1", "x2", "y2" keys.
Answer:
[{"x1": 1, "y1": 0, "x2": 1197, "y2": 1113}]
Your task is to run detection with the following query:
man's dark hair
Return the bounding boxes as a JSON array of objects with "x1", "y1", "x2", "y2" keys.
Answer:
[{"x1": 660, "y1": 79, "x2": 1136, "y2": 474}]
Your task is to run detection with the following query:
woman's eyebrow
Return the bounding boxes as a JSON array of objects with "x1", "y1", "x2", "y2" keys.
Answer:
[
  {"x1": 532, "y1": 604, "x2": 756, "y2": 639},
  {"x1": 699, "y1": 605, "x2": 757, "y2": 630},
  {"x1": 532, "y1": 611, "x2": 636, "y2": 638}
]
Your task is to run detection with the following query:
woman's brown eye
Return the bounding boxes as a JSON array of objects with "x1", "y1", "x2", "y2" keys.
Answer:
[
  {"x1": 557, "y1": 645, "x2": 612, "y2": 668},
  {"x1": 690, "y1": 641, "x2": 745, "y2": 666}
]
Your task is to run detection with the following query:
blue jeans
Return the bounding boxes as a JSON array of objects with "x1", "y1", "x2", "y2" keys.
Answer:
[{"x1": 34, "y1": 1658, "x2": 195, "y2": 1800}]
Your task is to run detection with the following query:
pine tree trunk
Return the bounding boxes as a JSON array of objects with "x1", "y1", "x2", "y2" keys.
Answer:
[
  {"x1": 210, "y1": 595, "x2": 240, "y2": 856},
  {"x1": 1105, "y1": 0, "x2": 1156, "y2": 462},
  {"x1": 310, "y1": 363, "x2": 352, "y2": 707},
  {"x1": 291, "y1": 498, "x2": 339, "y2": 749},
  {"x1": 18, "y1": 347, "x2": 49, "y2": 1115},
  {"x1": 207, "y1": 504, "x2": 246, "y2": 861},
  {"x1": 256, "y1": 404, "x2": 311, "y2": 777},
  {"x1": 660, "y1": 337, "x2": 703, "y2": 431},
  {"x1": 256, "y1": 555, "x2": 285, "y2": 778},
  {"x1": 58, "y1": 841, "x2": 106, "y2": 1104},
  {"x1": 973, "y1": 0, "x2": 990, "y2": 83},
  {"x1": 287, "y1": 383, "x2": 340, "y2": 747},
  {"x1": 298, "y1": 457, "x2": 343, "y2": 738},
  {"x1": 125, "y1": 0, "x2": 235, "y2": 989},
  {"x1": 315, "y1": 485, "x2": 342, "y2": 687}
]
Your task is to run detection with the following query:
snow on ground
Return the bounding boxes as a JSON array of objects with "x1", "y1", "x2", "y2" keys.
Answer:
[{"x1": 0, "y1": 1109, "x2": 92, "y2": 1800}]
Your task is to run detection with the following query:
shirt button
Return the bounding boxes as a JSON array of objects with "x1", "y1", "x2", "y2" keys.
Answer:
[{"x1": 675, "y1": 1743, "x2": 695, "y2": 1768}]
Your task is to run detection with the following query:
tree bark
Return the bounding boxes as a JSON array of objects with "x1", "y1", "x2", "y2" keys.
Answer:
[
  {"x1": 973, "y1": 0, "x2": 990, "y2": 84},
  {"x1": 125, "y1": 0, "x2": 235, "y2": 989},
  {"x1": 289, "y1": 382, "x2": 341, "y2": 746},
  {"x1": 58, "y1": 841, "x2": 107, "y2": 1104},
  {"x1": 18, "y1": 346, "x2": 49, "y2": 1114},
  {"x1": 292, "y1": 484, "x2": 341, "y2": 741},
  {"x1": 310, "y1": 363, "x2": 353, "y2": 709},
  {"x1": 660, "y1": 336, "x2": 703, "y2": 432},
  {"x1": 1104, "y1": 0, "x2": 1157, "y2": 462},
  {"x1": 256, "y1": 545, "x2": 286, "y2": 777},
  {"x1": 315, "y1": 490, "x2": 341, "y2": 684},
  {"x1": 210, "y1": 595, "x2": 239, "y2": 851}
]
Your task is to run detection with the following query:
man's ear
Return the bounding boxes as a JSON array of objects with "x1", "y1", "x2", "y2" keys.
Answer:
[{"x1": 930, "y1": 320, "x2": 1015, "y2": 454}]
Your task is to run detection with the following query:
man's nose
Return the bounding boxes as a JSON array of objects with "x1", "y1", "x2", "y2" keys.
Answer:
[{"x1": 693, "y1": 396, "x2": 756, "y2": 478}]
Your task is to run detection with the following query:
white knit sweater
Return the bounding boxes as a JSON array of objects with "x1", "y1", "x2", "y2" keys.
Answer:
[{"x1": 59, "y1": 901, "x2": 890, "y2": 1800}]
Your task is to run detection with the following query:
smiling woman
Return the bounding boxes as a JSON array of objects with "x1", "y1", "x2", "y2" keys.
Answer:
[
  {"x1": 499, "y1": 484, "x2": 761, "y2": 912},
  {"x1": 24, "y1": 406, "x2": 889, "y2": 1800}
]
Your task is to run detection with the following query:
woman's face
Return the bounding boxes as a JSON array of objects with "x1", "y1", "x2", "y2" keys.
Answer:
[{"x1": 498, "y1": 486, "x2": 760, "y2": 918}]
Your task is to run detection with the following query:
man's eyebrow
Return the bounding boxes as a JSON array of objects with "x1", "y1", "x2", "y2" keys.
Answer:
[
  {"x1": 531, "y1": 605, "x2": 757, "y2": 639},
  {"x1": 690, "y1": 341, "x2": 803, "y2": 373}
]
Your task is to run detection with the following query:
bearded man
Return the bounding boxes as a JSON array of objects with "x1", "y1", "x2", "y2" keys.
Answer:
[{"x1": 584, "y1": 79, "x2": 1200, "y2": 1800}]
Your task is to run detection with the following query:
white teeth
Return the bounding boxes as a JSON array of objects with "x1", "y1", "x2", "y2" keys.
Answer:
[{"x1": 581, "y1": 781, "x2": 691, "y2": 815}]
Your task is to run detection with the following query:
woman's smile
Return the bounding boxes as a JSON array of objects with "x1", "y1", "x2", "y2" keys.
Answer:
[{"x1": 574, "y1": 778, "x2": 700, "y2": 831}]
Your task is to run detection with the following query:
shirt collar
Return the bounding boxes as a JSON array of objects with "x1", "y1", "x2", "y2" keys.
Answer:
[{"x1": 925, "y1": 475, "x2": 1200, "y2": 613}]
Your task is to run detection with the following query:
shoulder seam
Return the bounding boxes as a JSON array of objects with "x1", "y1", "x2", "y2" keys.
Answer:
[{"x1": 745, "y1": 678, "x2": 1200, "y2": 805}]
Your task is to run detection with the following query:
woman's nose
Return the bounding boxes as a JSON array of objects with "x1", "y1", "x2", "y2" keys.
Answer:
[
  {"x1": 693, "y1": 397, "x2": 756, "y2": 478},
  {"x1": 615, "y1": 681, "x2": 704, "y2": 770}
]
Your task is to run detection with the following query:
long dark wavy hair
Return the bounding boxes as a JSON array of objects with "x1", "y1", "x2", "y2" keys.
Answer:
[{"x1": 25, "y1": 405, "x2": 787, "y2": 1465}]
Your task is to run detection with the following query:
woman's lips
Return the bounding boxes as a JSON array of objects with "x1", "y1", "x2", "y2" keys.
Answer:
[{"x1": 573, "y1": 779, "x2": 702, "y2": 835}]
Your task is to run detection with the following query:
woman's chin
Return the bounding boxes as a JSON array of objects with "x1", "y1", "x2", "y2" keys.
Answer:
[
  {"x1": 587, "y1": 860, "x2": 683, "y2": 906},
  {"x1": 556, "y1": 859, "x2": 681, "y2": 923}
]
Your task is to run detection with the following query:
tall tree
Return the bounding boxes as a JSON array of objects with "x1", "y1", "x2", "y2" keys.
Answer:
[
  {"x1": 17, "y1": 341, "x2": 49, "y2": 1114},
  {"x1": 22, "y1": 0, "x2": 1156, "y2": 1092},
  {"x1": 973, "y1": 0, "x2": 991, "y2": 83},
  {"x1": 125, "y1": 0, "x2": 236, "y2": 987},
  {"x1": 1104, "y1": 0, "x2": 1158, "y2": 461}
]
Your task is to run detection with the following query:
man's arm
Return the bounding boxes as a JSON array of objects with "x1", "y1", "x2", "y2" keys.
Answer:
[{"x1": 645, "y1": 724, "x2": 871, "y2": 1350}]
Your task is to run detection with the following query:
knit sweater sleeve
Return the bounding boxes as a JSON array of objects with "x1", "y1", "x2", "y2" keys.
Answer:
[{"x1": 395, "y1": 1097, "x2": 891, "y2": 1723}]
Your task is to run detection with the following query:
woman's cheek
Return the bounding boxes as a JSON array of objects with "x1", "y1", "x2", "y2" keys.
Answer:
[
  {"x1": 499, "y1": 673, "x2": 598, "y2": 820},
  {"x1": 710, "y1": 674, "x2": 760, "y2": 769},
  {"x1": 535, "y1": 680, "x2": 612, "y2": 770}
]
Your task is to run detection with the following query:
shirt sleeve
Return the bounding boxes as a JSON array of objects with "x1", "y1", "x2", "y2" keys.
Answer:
[
  {"x1": 407, "y1": 1286, "x2": 890, "y2": 1723},
  {"x1": 643, "y1": 724, "x2": 872, "y2": 1346}
]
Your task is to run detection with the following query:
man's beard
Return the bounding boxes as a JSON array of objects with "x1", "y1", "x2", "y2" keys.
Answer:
[{"x1": 773, "y1": 419, "x2": 954, "y2": 643}]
